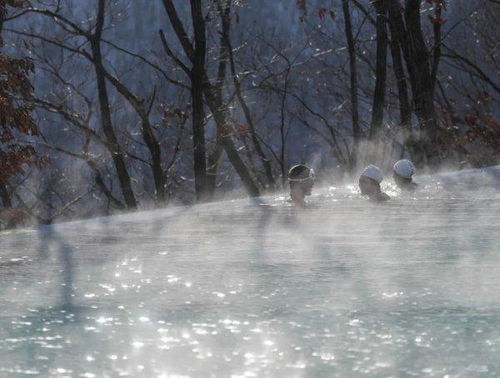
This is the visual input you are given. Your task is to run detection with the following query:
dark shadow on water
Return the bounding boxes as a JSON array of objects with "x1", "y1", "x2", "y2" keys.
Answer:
[
  {"x1": 0, "y1": 226, "x2": 92, "y2": 375},
  {"x1": 37, "y1": 225, "x2": 75, "y2": 312}
]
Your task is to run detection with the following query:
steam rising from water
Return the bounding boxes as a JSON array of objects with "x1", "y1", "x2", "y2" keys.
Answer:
[{"x1": 1, "y1": 167, "x2": 499, "y2": 376}]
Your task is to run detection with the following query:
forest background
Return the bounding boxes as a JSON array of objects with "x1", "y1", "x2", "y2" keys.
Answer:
[{"x1": 0, "y1": 0, "x2": 499, "y2": 225}]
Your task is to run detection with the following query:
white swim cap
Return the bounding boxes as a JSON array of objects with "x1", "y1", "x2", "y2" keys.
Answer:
[
  {"x1": 393, "y1": 159, "x2": 415, "y2": 179},
  {"x1": 360, "y1": 165, "x2": 383, "y2": 183}
]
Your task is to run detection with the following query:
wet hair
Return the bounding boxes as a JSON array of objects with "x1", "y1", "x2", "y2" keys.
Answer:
[
  {"x1": 288, "y1": 165, "x2": 314, "y2": 188},
  {"x1": 288, "y1": 164, "x2": 313, "y2": 179}
]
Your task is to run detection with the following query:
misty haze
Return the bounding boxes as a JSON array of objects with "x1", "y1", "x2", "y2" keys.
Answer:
[{"x1": 0, "y1": 0, "x2": 499, "y2": 377}]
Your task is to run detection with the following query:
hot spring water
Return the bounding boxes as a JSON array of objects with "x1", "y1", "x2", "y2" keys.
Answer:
[{"x1": 1, "y1": 168, "x2": 499, "y2": 377}]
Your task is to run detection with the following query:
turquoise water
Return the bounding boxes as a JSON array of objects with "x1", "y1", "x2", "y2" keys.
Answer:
[{"x1": 1, "y1": 168, "x2": 499, "y2": 377}]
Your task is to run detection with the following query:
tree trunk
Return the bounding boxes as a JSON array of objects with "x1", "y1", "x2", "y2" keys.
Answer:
[
  {"x1": 161, "y1": 0, "x2": 209, "y2": 201},
  {"x1": 0, "y1": 183, "x2": 12, "y2": 208},
  {"x1": 388, "y1": 0, "x2": 412, "y2": 153},
  {"x1": 205, "y1": 0, "x2": 231, "y2": 200},
  {"x1": 190, "y1": 0, "x2": 209, "y2": 201},
  {"x1": 206, "y1": 141, "x2": 224, "y2": 199},
  {"x1": 205, "y1": 0, "x2": 261, "y2": 198},
  {"x1": 342, "y1": 0, "x2": 361, "y2": 171},
  {"x1": 279, "y1": 68, "x2": 290, "y2": 186},
  {"x1": 162, "y1": 0, "x2": 260, "y2": 198},
  {"x1": 91, "y1": 0, "x2": 137, "y2": 209},
  {"x1": 368, "y1": 0, "x2": 389, "y2": 163},
  {"x1": 221, "y1": 0, "x2": 275, "y2": 188},
  {"x1": 141, "y1": 119, "x2": 167, "y2": 203},
  {"x1": 102, "y1": 73, "x2": 167, "y2": 204},
  {"x1": 204, "y1": 91, "x2": 261, "y2": 197},
  {"x1": 190, "y1": 68, "x2": 209, "y2": 201},
  {"x1": 404, "y1": 0, "x2": 440, "y2": 166},
  {"x1": 430, "y1": 1, "x2": 444, "y2": 96}
]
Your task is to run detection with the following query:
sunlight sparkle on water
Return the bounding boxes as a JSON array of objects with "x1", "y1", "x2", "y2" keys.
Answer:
[{"x1": 1, "y1": 168, "x2": 500, "y2": 376}]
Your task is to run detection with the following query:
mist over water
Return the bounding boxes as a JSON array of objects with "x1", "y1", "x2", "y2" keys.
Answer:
[{"x1": 1, "y1": 168, "x2": 499, "y2": 377}]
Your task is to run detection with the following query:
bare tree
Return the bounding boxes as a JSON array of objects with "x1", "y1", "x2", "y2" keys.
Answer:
[
  {"x1": 367, "y1": 0, "x2": 389, "y2": 164},
  {"x1": 402, "y1": 0, "x2": 441, "y2": 166},
  {"x1": 387, "y1": 0, "x2": 412, "y2": 156},
  {"x1": 160, "y1": 0, "x2": 260, "y2": 198},
  {"x1": 342, "y1": 0, "x2": 362, "y2": 171}
]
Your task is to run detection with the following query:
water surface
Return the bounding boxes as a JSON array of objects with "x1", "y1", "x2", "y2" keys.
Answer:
[{"x1": 1, "y1": 168, "x2": 499, "y2": 377}]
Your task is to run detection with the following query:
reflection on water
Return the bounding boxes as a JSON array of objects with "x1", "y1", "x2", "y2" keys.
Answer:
[{"x1": 0, "y1": 169, "x2": 500, "y2": 377}]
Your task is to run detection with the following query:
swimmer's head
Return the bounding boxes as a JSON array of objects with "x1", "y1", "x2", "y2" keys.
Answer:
[
  {"x1": 288, "y1": 164, "x2": 315, "y2": 198},
  {"x1": 393, "y1": 159, "x2": 416, "y2": 187},
  {"x1": 359, "y1": 165, "x2": 383, "y2": 197}
]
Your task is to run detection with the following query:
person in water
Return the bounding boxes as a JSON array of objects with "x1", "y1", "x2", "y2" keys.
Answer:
[
  {"x1": 359, "y1": 165, "x2": 390, "y2": 202},
  {"x1": 288, "y1": 164, "x2": 315, "y2": 207},
  {"x1": 393, "y1": 159, "x2": 418, "y2": 191}
]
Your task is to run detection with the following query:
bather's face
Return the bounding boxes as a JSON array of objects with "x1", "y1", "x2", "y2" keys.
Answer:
[
  {"x1": 301, "y1": 179, "x2": 314, "y2": 196},
  {"x1": 393, "y1": 172, "x2": 411, "y2": 188},
  {"x1": 359, "y1": 176, "x2": 380, "y2": 196}
]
